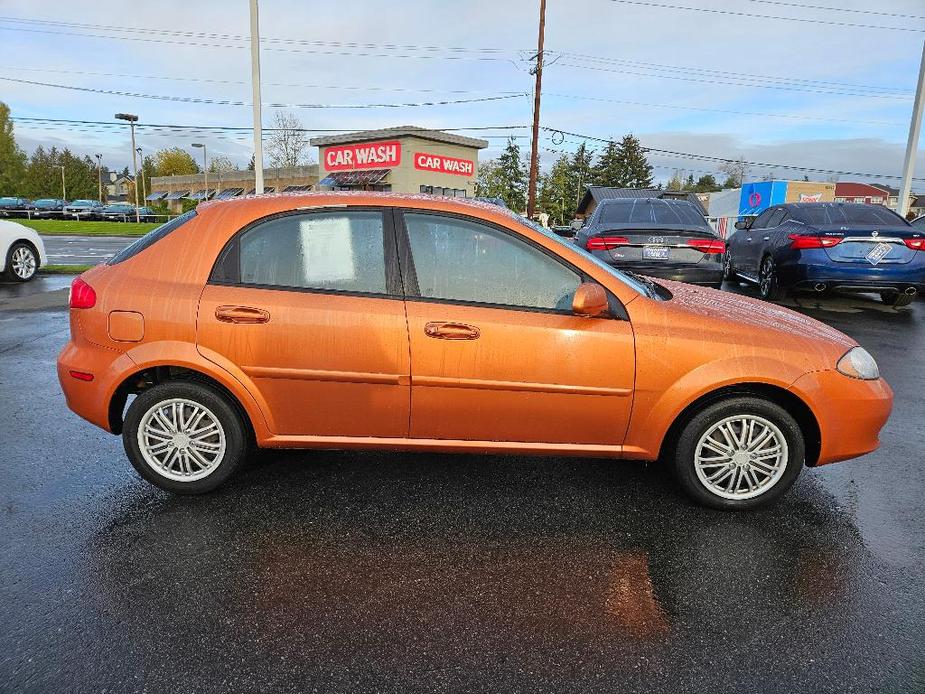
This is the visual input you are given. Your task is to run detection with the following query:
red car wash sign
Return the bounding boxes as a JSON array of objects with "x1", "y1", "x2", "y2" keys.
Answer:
[
  {"x1": 324, "y1": 140, "x2": 401, "y2": 171},
  {"x1": 414, "y1": 151, "x2": 475, "y2": 177}
]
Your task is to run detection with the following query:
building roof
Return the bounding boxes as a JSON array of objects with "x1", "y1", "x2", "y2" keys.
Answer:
[
  {"x1": 576, "y1": 186, "x2": 705, "y2": 214},
  {"x1": 834, "y1": 182, "x2": 889, "y2": 198},
  {"x1": 310, "y1": 126, "x2": 488, "y2": 150}
]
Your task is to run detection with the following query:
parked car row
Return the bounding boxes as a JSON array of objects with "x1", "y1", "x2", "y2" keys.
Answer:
[
  {"x1": 0, "y1": 197, "x2": 157, "y2": 222},
  {"x1": 572, "y1": 198, "x2": 923, "y2": 306}
]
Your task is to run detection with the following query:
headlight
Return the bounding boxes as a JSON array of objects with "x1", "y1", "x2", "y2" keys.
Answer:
[{"x1": 836, "y1": 346, "x2": 880, "y2": 380}]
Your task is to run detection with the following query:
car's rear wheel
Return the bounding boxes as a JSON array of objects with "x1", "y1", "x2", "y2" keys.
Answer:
[
  {"x1": 4, "y1": 242, "x2": 38, "y2": 282},
  {"x1": 123, "y1": 381, "x2": 247, "y2": 494},
  {"x1": 671, "y1": 397, "x2": 804, "y2": 510},
  {"x1": 880, "y1": 290, "x2": 914, "y2": 308},
  {"x1": 758, "y1": 255, "x2": 785, "y2": 301}
]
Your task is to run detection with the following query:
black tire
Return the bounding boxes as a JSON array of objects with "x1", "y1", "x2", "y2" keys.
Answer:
[
  {"x1": 758, "y1": 255, "x2": 785, "y2": 301},
  {"x1": 722, "y1": 252, "x2": 736, "y2": 281},
  {"x1": 880, "y1": 290, "x2": 914, "y2": 308},
  {"x1": 122, "y1": 380, "x2": 248, "y2": 494},
  {"x1": 671, "y1": 396, "x2": 804, "y2": 511},
  {"x1": 3, "y1": 241, "x2": 38, "y2": 282}
]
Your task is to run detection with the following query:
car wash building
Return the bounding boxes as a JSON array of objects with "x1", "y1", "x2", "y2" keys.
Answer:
[
  {"x1": 738, "y1": 180, "x2": 836, "y2": 216},
  {"x1": 311, "y1": 126, "x2": 488, "y2": 198}
]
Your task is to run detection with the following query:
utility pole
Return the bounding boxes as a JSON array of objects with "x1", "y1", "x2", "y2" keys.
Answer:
[
  {"x1": 58, "y1": 165, "x2": 66, "y2": 201},
  {"x1": 95, "y1": 154, "x2": 102, "y2": 203},
  {"x1": 115, "y1": 112, "x2": 141, "y2": 222},
  {"x1": 899, "y1": 40, "x2": 925, "y2": 219},
  {"x1": 526, "y1": 0, "x2": 547, "y2": 219},
  {"x1": 136, "y1": 147, "x2": 146, "y2": 204},
  {"x1": 250, "y1": 0, "x2": 265, "y2": 194}
]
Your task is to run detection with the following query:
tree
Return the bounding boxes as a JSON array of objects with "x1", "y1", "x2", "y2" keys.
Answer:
[
  {"x1": 593, "y1": 140, "x2": 622, "y2": 188},
  {"x1": 720, "y1": 157, "x2": 749, "y2": 188},
  {"x1": 476, "y1": 137, "x2": 528, "y2": 212},
  {"x1": 692, "y1": 174, "x2": 721, "y2": 193},
  {"x1": 22, "y1": 146, "x2": 96, "y2": 200},
  {"x1": 0, "y1": 102, "x2": 27, "y2": 195},
  {"x1": 537, "y1": 153, "x2": 574, "y2": 225},
  {"x1": 153, "y1": 147, "x2": 199, "y2": 177},
  {"x1": 569, "y1": 142, "x2": 595, "y2": 208},
  {"x1": 267, "y1": 111, "x2": 310, "y2": 169},
  {"x1": 616, "y1": 134, "x2": 653, "y2": 188},
  {"x1": 666, "y1": 170, "x2": 684, "y2": 191},
  {"x1": 208, "y1": 155, "x2": 237, "y2": 174},
  {"x1": 247, "y1": 154, "x2": 256, "y2": 171}
]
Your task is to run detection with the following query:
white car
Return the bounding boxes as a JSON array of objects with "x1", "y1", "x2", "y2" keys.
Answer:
[{"x1": 0, "y1": 219, "x2": 47, "y2": 282}]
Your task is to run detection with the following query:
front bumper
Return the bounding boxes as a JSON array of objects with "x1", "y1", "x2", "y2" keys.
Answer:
[{"x1": 789, "y1": 369, "x2": 893, "y2": 466}]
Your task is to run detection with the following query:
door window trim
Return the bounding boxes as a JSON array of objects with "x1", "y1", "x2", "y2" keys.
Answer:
[
  {"x1": 392, "y1": 208, "x2": 627, "y2": 319},
  {"x1": 208, "y1": 206, "x2": 404, "y2": 300}
]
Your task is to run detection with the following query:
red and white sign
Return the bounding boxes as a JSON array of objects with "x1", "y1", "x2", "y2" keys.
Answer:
[
  {"x1": 413, "y1": 152, "x2": 475, "y2": 177},
  {"x1": 799, "y1": 193, "x2": 822, "y2": 202},
  {"x1": 324, "y1": 140, "x2": 401, "y2": 171}
]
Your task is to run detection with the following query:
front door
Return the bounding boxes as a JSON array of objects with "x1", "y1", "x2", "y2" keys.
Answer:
[
  {"x1": 397, "y1": 210, "x2": 635, "y2": 446},
  {"x1": 197, "y1": 208, "x2": 410, "y2": 437}
]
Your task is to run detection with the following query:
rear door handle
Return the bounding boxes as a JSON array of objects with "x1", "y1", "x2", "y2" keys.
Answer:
[
  {"x1": 763, "y1": 236, "x2": 770, "y2": 241},
  {"x1": 424, "y1": 321, "x2": 480, "y2": 340},
  {"x1": 745, "y1": 237, "x2": 753, "y2": 242},
  {"x1": 215, "y1": 305, "x2": 270, "y2": 324}
]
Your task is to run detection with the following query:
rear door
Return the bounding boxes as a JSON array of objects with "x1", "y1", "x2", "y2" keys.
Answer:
[
  {"x1": 197, "y1": 208, "x2": 411, "y2": 438},
  {"x1": 397, "y1": 209, "x2": 635, "y2": 447}
]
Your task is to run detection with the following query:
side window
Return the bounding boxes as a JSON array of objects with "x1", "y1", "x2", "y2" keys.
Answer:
[
  {"x1": 766, "y1": 209, "x2": 787, "y2": 228},
  {"x1": 238, "y1": 211, "x2": 387, "y2": 294},
  {"x1": 751, "y1": 208, "x2": 776, "y2": 229},
  {"x1": 403, "y1": 212, "x2": 581, "y2": 311}
]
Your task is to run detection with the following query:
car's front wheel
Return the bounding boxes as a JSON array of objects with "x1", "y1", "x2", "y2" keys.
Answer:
[
  {"x1": 671, "y1": 396, "x2": 804, "y2": 510},
  {"x1": 4, "y1": 242, "x2": 38, "y2": 281},
  {"x1": 123, "y1": 381, "x2": 248, "y2": 494}
]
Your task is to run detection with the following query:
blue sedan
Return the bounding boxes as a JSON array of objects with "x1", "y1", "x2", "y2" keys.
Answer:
[{"x1": 726, "y1": 202, "x2": 924, "y2": 307}]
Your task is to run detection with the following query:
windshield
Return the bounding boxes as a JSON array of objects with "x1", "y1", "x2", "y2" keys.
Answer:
[
  {"x1": 0, "y1": 197, "x2": 19, "y2": 204},
  {"x1": 793, "y1": 204, "x2": 907, "y2": 226},
  {"x1": 514, "y1": 215, "x2": 655, "y2": 298},
  {"x1": 598, "y1": 199, "x2": 710, "y2": 228},
  {"x1": 34, "y1": 199, "x2": 59, "y2": 207},
  {"x1": 70, "y1": 200, "x2": 94, "y2": 207}
]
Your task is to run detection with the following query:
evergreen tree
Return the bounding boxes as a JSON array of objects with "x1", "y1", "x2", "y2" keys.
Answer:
[
  {"x1": 615, "y1": 133, "x2": 653, "y2": 188},
  {"x1": 0, "y1": 102, "x2": 26, "y2": 195},
  {"x1": 537, "y1": 153, "x2": 573, "y2": 225},
  {"x1": 476, "y1": 137, "x2": 527, "y2": 212},
  {"x1": 592, "y1": 140, "x2": 622, "y2": 188},
  {"x1": 568, "y1": 142, "x2": 595, "y2": 210},
  {"x1": 22, "y1": 146, "x2": 96, "y2": 199}
]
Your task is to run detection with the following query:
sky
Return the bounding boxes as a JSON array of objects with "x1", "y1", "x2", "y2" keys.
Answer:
[{"x1": 1, "y1": 0, "x2": 924, "y2": 187}]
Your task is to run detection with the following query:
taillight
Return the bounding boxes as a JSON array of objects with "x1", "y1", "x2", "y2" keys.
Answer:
[
  {"x1": 686, "y1": 238, "x2": 726, "y2": 254},
  {"x1": 586, "y1": 236, "x2": 630, "y2": 251},
  {"x1": 69, "y1": 277, "x2": 96, "y2": 309},
  {"x1": 903, "y1": 237, "x2": 925, "y2": 250},
  {"x1": 788, "y1": 234, "x2": 843, "y2": 249}
]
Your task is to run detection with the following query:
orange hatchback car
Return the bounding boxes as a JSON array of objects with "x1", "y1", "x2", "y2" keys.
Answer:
[{"x1": 58, "y1": 193, "x2": 892, "y2": 509}]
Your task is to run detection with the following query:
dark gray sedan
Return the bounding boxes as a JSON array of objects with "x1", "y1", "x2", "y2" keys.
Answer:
[{"x1": 574, "y1": 198, "x2": 724, "y2": 288}]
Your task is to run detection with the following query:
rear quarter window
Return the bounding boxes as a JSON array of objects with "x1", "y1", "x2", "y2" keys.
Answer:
[{"x1": 108, "y1": 210, "x2": 197, "y2": 265}]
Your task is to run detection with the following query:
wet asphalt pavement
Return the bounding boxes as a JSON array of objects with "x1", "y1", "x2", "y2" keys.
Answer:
[
  {"x1": 0, "y1": 279, "x2": 923, "y2": 693},
  {"x1": 41, "y1": 235, "x2": 134, "y2": 266}
]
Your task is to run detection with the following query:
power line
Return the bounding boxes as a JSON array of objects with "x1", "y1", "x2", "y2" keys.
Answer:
[
  {"x1": 541, "y1": 126, "x2": 925, "y2": 181},
  {"x1": 0, "y1": 76, "x2": 528, "y2": 109},
  {"x1": 607, "y1": 0, "x2": 925, "y2": 32},
  {"x1": 747, "y1": 0, "x2": 925, "y2": 21}
]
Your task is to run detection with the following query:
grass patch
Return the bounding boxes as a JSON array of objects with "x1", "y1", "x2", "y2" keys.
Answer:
[
  {"x1": 18, "y1": 219, "x2": 157, "y2": 237},
  {"x1": 40, "y1": 264, "x2": 94, "y2": 274}
]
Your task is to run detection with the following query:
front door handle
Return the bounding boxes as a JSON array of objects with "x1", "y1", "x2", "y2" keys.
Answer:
[
  {"x1": 745, "y1": 237, "x2": 753, "y2": 242},
  {"x1": 763, "y1": 236, "x2": 770, "y2": 241},
  {"x1": 215, "y1": 305, "x2": 270, "y2": 324},
  {"x1": 424, "y1": 321, "x2": 480, "y2": 340}
]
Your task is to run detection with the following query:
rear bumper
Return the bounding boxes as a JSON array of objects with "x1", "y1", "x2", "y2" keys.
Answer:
[
  {"x1": 778, "y1": 250, "x2": 925, "y2": 292},
  {"x1": 57, "y1": 336, "x2": 135, "y2": 433},
  {"x1": 596, "y1": 258, "x2": 724, "y2": 286},
  {"x1": 789, "y1": 369, "x2": 893, "y2": 466}
]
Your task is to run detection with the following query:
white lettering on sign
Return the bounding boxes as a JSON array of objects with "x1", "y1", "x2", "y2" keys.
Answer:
[
  {"x1": 324, "y1": 140, "x2": 401, "y2": 171},
  {"x1": 413, "y1": 152, "x2": 475, "y2": 177}
]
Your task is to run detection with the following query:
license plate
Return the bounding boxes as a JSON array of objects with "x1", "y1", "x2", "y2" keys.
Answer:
[
  {"x1": 643, "y1": 246, "x2": 669, "y2": 260},
  {"x1": 866, "y1": 242, "x2": 892, "y2": 265}
]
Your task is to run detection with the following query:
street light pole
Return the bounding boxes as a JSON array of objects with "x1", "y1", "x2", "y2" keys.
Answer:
[
  {"x1": 94, "y1": 154, "x2": 102, "y2": 203},
  {"x1": 249, "y1": 0, "x2": 265, "y2": 194},
  {"x1": 526, "y1": 0, "x2": 547, "y2": 218},
  {"x1": 192, "y1": 143, "x2": 208, "y2": 201},
  {"x1": 899, "y1": 39, "x2": 925, "y2": 219},
  {"x1": 58, "y1": 165, "x2": 66, "y2": 202},
  {"x1": 136, "y1": 147, "x2": 147, "y2": 205},
  {"x1": 115, "y1": 113, "x2": 141, "y2": 222}
]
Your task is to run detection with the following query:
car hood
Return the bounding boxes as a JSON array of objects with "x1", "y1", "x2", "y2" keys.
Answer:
[{"x1": 657, "y1": 279, "x2": 856, "y2": 353}]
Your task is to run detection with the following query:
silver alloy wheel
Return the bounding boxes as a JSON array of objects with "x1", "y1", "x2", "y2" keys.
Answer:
[
  {"x1": 759, "y1": 257, "x2": 775, "y2": 297},
  {"x1": 11, "y1": 246, "x2": 36, "y2": 280},
  {"x1": 694, "y1": 414, "x2": 789, "y2": 500},
  {"x1": 136, "y1": 397, "x2": 226, "y2": 482}
]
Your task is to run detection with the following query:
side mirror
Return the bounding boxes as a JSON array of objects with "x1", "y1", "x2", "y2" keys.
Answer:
[
  {"x1": 734, "y1": 219, "x2": 750, "y2": 231},
  {"x1": 572, "y1": 282, "x2": 609, "y2": 317}
]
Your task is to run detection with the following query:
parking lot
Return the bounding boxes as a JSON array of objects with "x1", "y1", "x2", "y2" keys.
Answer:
[{"x1": 1, "y1": 277, "x2": 922, "y2": 693}]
